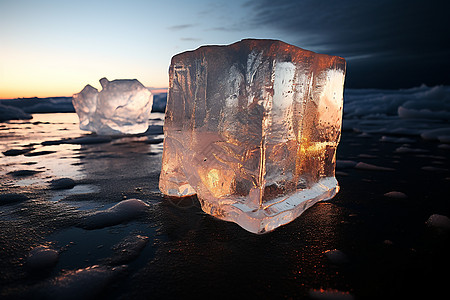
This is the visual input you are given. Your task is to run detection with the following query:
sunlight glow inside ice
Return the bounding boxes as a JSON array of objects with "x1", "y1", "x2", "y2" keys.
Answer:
[{"x1": 159, "y1": 39, "x2": 346, "y2": 234}]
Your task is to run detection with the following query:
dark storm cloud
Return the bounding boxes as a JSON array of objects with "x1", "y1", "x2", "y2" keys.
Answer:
[{"x1": 246, "y1": 0, "x2": 450, "y2": 88}]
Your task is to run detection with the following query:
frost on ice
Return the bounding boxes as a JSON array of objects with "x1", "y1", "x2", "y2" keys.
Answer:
[
  {"x1": 73, "y1": 78, "x2": 153, "y2": 135},
  {"x1": 159, "y1": 39, "x2": 346, "y2": 234}
]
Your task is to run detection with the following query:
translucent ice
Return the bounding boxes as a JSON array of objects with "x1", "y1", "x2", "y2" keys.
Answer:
[
  {"x1": 73, "y1": 78, "x2": 153, "y2": 135},
  {"x1": 159, "y1": 39, "x2": 346, "y2": 234}
]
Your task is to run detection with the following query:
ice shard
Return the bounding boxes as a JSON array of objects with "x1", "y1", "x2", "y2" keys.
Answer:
[
  {"x1": 73, "y1": 78, "x2": 153, "y2": 135},
  {"x1": 159, "y1": 39, "x2": 346, "y2": 234}
]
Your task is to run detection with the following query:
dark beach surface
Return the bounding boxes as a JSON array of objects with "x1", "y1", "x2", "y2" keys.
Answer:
[{"x1": 1, "y1": 107, "x2": 449, "y2": 299}]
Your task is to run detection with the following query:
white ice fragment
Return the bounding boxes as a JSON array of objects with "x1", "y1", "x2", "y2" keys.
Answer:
[
  {"x1": 26, "y1": 245, "x2": 59, "y2": 270},
  {"x1": 425, "y1": 214, "x2": 450, "y2": 230},
  {"x1": 82, "y1": 199, "x2": 149, "y2": 229},
  {"x1": 383, "y1": 191, "x2": 408, "y2": 199},
  {"x1": 73, "y1": 78, "x2": 153, "y2": 135},
  {"x1": 355, "y1": 162, "x2": 395, "y2": 172},
  {"x1": 72, "y1": 85, "x2": 98, "y2": 131}
]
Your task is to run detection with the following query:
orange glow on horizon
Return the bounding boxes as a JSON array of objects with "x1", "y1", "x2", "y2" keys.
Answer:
[
  {"x1": 0, "y1": 47, "x2": 170, "y2": 99},
  {"x1": 0, "y1": 85, "x2": 169, "y2": 99}
]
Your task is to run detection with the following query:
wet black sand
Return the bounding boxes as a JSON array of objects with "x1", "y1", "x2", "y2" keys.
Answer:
[{"x1": 1, "y1": 113, "x2": 449, "y2": 299}]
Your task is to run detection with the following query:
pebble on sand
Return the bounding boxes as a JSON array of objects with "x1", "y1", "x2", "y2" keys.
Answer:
[
  {"x1": 425, "y1": 214, "x2": 450, "y2": 230},
  {"x1": 49, "y1": 178, "x2": 76, "y2": 190}
]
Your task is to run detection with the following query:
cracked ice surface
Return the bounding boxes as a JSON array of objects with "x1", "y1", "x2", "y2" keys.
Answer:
[
  {"x1": 159, "y1": 39, "x2": 346, "y2": 233},
  {"x1": 73, "y1": 78, "x2": 153, "y2": 135}
]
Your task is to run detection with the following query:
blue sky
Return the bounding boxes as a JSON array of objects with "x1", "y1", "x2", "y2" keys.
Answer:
[
  {"x1": 0, "y1": 0, "x2": 283, "y2": 97},
  {"x1": 1, "y1": 0, "x2": 449, "y2": 98}
]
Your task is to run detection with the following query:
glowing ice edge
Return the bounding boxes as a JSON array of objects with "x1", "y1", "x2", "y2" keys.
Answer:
[{"x1": 201, "y1": 177, "x2": 338, "y2": 234}]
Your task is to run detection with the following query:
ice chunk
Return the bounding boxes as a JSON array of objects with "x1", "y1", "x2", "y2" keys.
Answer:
[
  {"x1": 72, "y1": 78, "x2": 153, "y2": 135},
  {"x1": 159, "y1": 39, "x2": 346, "y2": 234},
  {"x1": 72, "y1": 84, "x2": 98, "y2": 131}
]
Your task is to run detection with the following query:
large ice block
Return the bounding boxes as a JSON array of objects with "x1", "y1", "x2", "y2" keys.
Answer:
[
  {"x1": 73, "y1": 78, "x2": 153, "y2": 135},
  {"x1": 159, "y1": 39, "x2": 346, "y2": 234}
]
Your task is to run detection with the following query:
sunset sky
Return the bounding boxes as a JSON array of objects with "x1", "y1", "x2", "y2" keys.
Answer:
[{"x1": 1, "y1": 0, "x2": 449, "y2": 98}]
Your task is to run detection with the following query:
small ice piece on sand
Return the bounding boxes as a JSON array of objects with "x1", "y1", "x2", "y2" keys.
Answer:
[
  {"x1": 324, "y1": 249, "x2": 349, "y2": 264},
  {"x1": 73, "y1": 78, "x2": 153, "y2": 135},
  {"x1": 426, "y1": 214, "x2": 450, "y2": 230},
  {"x1": 107, "y1": 234, "x2": 149, "y2": 265},
  {"x1": 39, "y1": 265, "x2": 126, "y2": 299},
  {"x1": 160, "y1": 39, "x2": 346, "y2": 234},
  {"x1": 383, "y1": 191, "x2": 408, "y2": 199},
  {"x1": 309, "y1": 288, "x2": 354, "y2": 300},
  {"x1": 355, "y1": 162, "x2": 395, "y2": 171},
  {"x1": 81, "y1": 199, "x2": 149, "y2": 229},
  {"x1": 49, "y1": 178, "x2": 76, "y2": 190},
  {"x1": 26, "y1": 245, "x2": 59, "y2": 270}
]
